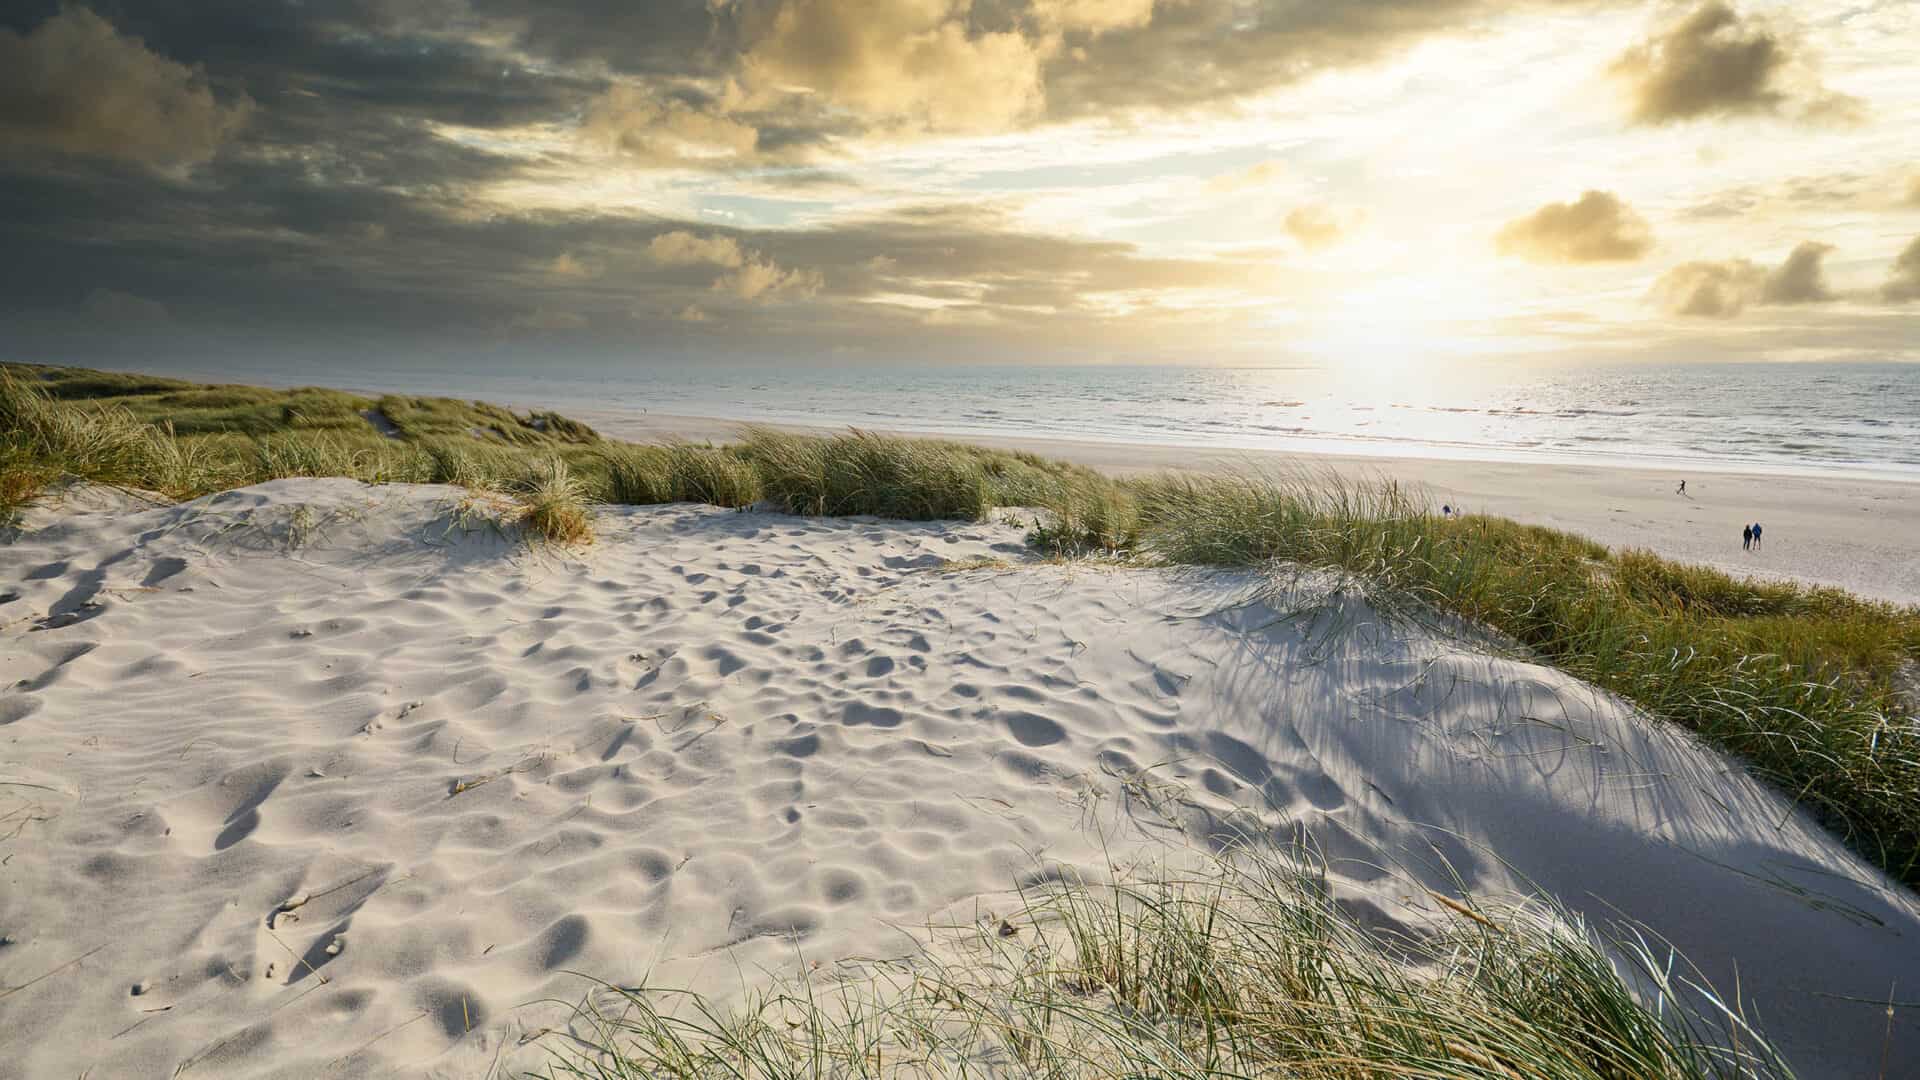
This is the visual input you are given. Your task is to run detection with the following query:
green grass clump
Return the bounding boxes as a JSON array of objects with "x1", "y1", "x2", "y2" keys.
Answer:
[
  {"x1": 665, "y1": 444, "x2": 762, "y2": 507},
  {"x1": 538, "y1": 841, "x2": 1783, "y2": 1080},
  {"x1": 375, "y1": 394, "x2": 600, "y2": 447},
  {"x1": 582, "y1": 443, "x2": 762, "y2": 507},
  {"x1": 594, "y1": 444, "x2": 678, "y2": 505},
  {"x1": 0, "y1": 369, "x2": 210, "y2": 511},
  {"x1": 511, "y1": 457, "x2": 595, "y2": 547},
  {"x1": 742, "y1": 427, "x2": 993, "y2": 519}
]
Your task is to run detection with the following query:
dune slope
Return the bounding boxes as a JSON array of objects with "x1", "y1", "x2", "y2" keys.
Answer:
[{"x1": 1, "y1": 479, "x2": 1915, "y2": 1078}]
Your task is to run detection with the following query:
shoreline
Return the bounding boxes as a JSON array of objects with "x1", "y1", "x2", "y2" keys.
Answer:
[
  {"x1": 33, "y1": 359, "x2": 1920, "y2": 485},
  {"x1": 567, "y1": 406, "x2": 1920, "y2": 485},
  {"x1": 572, "y1": 407, "x2": 1920, "y2": 607}
]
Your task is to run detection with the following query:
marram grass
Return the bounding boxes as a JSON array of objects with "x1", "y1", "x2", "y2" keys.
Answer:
[
  {"x1": 532, "y1": 840, "x2": 1788, "y2": 1080},
  {"x1": 4, "y1": 362, "x2": 1918, "y2": 892},
  {"x1": 509, "y1": 456, "x2": 596, "y2": 547}
]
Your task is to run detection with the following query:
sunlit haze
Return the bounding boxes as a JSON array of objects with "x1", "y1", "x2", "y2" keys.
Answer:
[{"x1": 3, "y1": 1, "x2": 1918, "y2": 368}]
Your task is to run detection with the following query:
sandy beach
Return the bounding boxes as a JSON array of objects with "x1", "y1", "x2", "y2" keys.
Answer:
[
  {"x1": 2, "y1": 477, "x2": 1917, "y2": 1078},
  {"x1": 573, "y1": 409, "x2": 1920, "y2": 607}
]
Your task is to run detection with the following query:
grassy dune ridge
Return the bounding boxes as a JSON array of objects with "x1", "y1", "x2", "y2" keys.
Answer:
[{"x1": 3, "y1": 362, "x2": 1916, "y2": 895}]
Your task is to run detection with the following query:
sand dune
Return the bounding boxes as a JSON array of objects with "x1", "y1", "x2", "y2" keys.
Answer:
[{"x1": 2, "y1": 479, "x2": 1916, "y2": 1077}]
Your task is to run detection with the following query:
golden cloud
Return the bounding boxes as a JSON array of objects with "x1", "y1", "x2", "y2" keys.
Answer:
[
  {"x1": 1284, "y1": 205, "x2": 1357, "y2": 252},
  {"x1": 1496, "y1": 191, "x2": 1653, "y2": 264},
  {"x1": 717, "y1": 258, "x2": 824, "y2": 301},
  {"x1": 1653, "y1": 241, "x2": 1841, "y2": 317},
  {"x1": 733, "y1": 0, "x2": 1048, "y2": 133},
  {"x1": 1884, "y1": 237, "x2": 1920, "y2": 303},
  {"x1": 647, "y1": 231, "x2": 748, "y2": 268},
  {"x1": 1759, "y1": 241, "x2": 1834, "y2": 305},
  {"x1": 582, "y1": 85, "x2": 760, "y2": 166},
  {"x1": 1610, "y1": 2, "x2": 1863, "y2": 127}
]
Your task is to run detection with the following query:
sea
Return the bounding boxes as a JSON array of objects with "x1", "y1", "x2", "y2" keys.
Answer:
[{"x1": 83, "y1": 358, "x2": 1920, "y2": 481}]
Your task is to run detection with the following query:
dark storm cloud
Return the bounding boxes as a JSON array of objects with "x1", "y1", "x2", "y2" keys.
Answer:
[
  {"x1": 468, "y1": 0, "x2": 724, "y2": 76},
  {"x1": 0, "y1": 7, "x2": 250, "y2": 168},
  {"x1": 81, "y1": 0, "x2": 581, "y2": 123}
]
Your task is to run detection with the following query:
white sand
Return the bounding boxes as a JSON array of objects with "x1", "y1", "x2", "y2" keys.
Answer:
[
  {"x1": 2, "y1": 478, "x2": 1917, "y2": 1078},
  {"x1": 575, "y1": 409, "x2": 1920, "y2": 606}
]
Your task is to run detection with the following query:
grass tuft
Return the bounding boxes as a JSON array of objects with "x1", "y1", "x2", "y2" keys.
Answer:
[
  {"x1": 511, "y1": 457, "x2": 595, "y2": 547},
  {"x1": 534, "y1": 839, "x2": 1786, "y2": 1080},
  {"x1": 665, "y1": 444, "x2": 761, "y2": 508},
  {"x1": 742, "y1": 427, "x2": 993, "y2": 520}
]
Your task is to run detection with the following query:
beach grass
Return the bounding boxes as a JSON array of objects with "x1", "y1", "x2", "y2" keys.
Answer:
[
  {"x1": 511, "y1": 457, "x2": 595, "y2": 547},
  {"x1": 4, "y1": 361, "x2": 1918, "y2": 891},
  {"x1": 534, "y1": 838, "x2": 1785, "y2": 1080}
]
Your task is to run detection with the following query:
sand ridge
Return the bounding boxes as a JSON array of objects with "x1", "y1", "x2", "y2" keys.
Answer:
[{"x1": 1, "y1": 478, "x2": 1917, "y2": 1078}]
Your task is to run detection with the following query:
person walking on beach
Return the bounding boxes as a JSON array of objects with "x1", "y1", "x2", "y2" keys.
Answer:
[
  {"x1": 1742, "y1": 524, "x2": 1752, "y2": 551},
  {"x1": 1751, "y1": 522, "x2": 1763, "y2": 551},
  {"x1": 1676, "y1": 479, "x2": 1687, "y2": 496}
]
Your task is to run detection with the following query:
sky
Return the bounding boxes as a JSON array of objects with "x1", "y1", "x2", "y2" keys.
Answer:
[{"x1": 2, "y1": 0, "x2": 1918, "y2": 370}]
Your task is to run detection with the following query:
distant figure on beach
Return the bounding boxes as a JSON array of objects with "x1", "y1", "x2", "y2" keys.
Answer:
[
  {"x1": 1742, "y1": 524, "x2": 1752, "y2": 551},
  {"x1": 1442, "y1": 504, "x2": 1453, "y2": 519},
  {"x1": 1676, "y1": 479, "x2": 1686, "y2": 496},
  {"x1": 1751, "y1": 522, "x2": 1763, "y2": 551}
]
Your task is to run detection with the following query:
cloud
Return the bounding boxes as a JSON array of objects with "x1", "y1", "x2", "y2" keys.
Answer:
[
  {"x1": 1885, "y1": 238, "x2": 1920, "y2": 304},
  {"x1": 1652, "y1": 241, "x2": 1841, "y2": 316},
  {"x1": 510, "y1": 308, "x2": 589, "y2": 330},
  {"x1": 716, "y1": 257, "x2": 824, "y2": 301},
  {"x1": 1204, "y1": 160, "x2": 1286, "y2": 194},
  {"x1": 674, "y1": 304, "x2": 711, "y2": 323},
  {"x1": 85, "y1": 288, "x2": 170, "y2": 324},
  {"x1": 0, "y1": 7, "x2": 250, "y2": 169},
  {"x1": 1039, "y1": 0, "x2": 1627, "y2": 119},
  {"x1": 648, "y1": 229, "x2": 820, "y2": 301},
  {"x1": 1651, "y1": 259, "x2": 1766, "y2": 317},
  {"x1": 647, "y1": 231, "x2": 747, "y2": 268},
  {"x1": 1610, "y1": 2, "x2": 1863, "y2": 127},
  {"x1": 582, "y1": 85, "x2": 761, "y2": 166},
  {"x1": 732, "y1": 0, "x2": 1049, "y2": 133},
  {"x1": 1759, "y1": 241, "x2": 1834, "y2": 305},
  {"x1": 1283, "y1": 206, "x2": 1349, "y2": 252},
  {"x1": 547, "y1": 252, "x2": 594, "y2": 278},
  {"x1": 1495, "y1": 191, "x2": 1653, "y2": 264},
  {"x1": 1031, "y1": 0, "x2": 1158, "y2": 35},
  {"x1": 1680, "y1": 171, "x2": 1894, "y2": 218}
]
